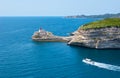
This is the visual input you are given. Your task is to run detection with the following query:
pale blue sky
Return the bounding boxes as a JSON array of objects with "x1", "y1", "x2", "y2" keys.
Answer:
[{"x1": 0, "y1": 0, "x2": 120, "y2": 16}]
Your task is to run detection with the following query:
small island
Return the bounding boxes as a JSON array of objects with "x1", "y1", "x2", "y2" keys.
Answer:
[{"x1": 32, "y1": 18, "x2": 120, "y2": 49}]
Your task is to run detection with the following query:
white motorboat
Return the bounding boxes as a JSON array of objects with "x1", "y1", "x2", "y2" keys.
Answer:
[{"x1": 82, "y1": 58, "x2": 95, "y2": 65}]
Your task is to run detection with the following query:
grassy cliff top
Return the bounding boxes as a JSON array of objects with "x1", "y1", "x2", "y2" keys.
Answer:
[{"x1": 80, "y1": 18, "x2": 120, "y2": 30}]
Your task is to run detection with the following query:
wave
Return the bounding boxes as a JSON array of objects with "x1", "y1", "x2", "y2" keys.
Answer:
[{"x1": 82, "y1": 59, "x2": 120, "y2": 72}]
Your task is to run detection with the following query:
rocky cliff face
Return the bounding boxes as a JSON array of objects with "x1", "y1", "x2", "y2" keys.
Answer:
[{"x1": 68, "y1": 27, "x2": 120, "y2": 49}]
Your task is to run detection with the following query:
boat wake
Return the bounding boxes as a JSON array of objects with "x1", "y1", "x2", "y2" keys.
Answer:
[{"x1": 82, "y1": 58, "x2": 120, "y2": 72}]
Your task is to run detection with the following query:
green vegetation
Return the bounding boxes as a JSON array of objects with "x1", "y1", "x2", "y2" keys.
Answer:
[{"x1": 80, "y1": 18, "x2": 120, "y2": 30}]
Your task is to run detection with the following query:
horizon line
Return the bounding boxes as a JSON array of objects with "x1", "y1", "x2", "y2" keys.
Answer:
[{"x1": 0, "y1": 12, "x2": 120, "y2": 17}]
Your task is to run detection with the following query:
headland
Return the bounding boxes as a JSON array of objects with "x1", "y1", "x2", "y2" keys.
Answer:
[{"x1": 32, "y1": 18, "x2": 120, "y2": 49}]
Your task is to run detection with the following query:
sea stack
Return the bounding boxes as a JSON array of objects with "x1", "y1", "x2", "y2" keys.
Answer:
[{"x1": 68, "y1": 18, "x2": 120, "y2": 49}]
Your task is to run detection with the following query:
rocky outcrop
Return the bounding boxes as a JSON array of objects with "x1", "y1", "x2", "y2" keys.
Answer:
[
  {"x1": 68, "y1": 27, "x2": 120, "y2": 49},
  {"x1": 32, "y1": 30, "x2": 72, "y2": 42}
]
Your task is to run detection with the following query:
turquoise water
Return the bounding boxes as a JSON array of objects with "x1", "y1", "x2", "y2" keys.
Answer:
[{"x1": 0, "y1": 17, "x2": 120, "y2": 78}]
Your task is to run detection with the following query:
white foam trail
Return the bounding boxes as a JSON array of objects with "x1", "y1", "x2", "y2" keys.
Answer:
[{"x1": 83, "y1": 59, "x2": 120, "y2": 72}]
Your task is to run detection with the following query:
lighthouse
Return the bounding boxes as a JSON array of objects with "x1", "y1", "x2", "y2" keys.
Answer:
[
  {"x1": 38, "y1": 28, "x2": 47, "y2": 37},
  {"x1": 39, "y1": 28, "x2": 42, "y2": 32}
]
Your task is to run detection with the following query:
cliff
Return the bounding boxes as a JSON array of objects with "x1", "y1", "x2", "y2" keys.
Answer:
[{"x1": 68, "y1": 18, "x2": 120, "y2": 49}]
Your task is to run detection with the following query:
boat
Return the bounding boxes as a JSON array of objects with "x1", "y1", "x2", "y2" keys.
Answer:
[{"x1": 82, "y1": 58, "x2": 95, "y2": 65}]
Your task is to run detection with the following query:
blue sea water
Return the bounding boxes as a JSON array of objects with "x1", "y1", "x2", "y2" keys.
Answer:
[{"x1": 0, "y1": 17, "x2": 120, "y2": 78}]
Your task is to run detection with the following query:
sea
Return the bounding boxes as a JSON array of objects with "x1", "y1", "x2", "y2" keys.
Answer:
[{"x1": 0, "y1": 17, "x2": 120, "y2": 78}]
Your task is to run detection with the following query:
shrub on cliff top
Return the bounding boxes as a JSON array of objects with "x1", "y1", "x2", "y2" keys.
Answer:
[{"x1": 80, "y1": 18, "x2": 120, "y2": 30}]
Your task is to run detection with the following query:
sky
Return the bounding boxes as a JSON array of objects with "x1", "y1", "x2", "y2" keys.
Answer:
[{"x1": 0, "y1": 0, "x2": 120, "y2": 16}]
